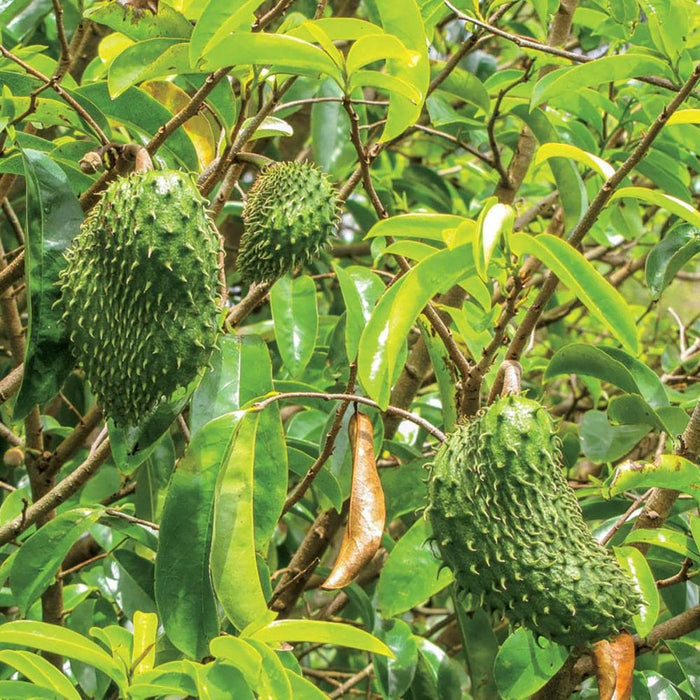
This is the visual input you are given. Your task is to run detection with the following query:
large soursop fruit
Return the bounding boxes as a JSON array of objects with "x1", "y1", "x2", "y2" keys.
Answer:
[
  {"x1": 428, "y1": 395, "x2": 642, "y2": 647},
  {"x1": 236, "y1": 161, "x2": 338, "y2": 284},
  {"x1": 59, "y1": 170, "x2": 221, "y2": 426}
]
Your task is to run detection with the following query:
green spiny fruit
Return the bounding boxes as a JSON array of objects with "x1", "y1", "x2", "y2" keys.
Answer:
[
  {"x1": 427, "y1": 395, "x2": 642, "y2": 647},
  {"x1": 59, "y1": 170, "x2": 221, "y2": 426},
  {"x1": 236, "y1": 161, "x2": 338, "y2": 283}
]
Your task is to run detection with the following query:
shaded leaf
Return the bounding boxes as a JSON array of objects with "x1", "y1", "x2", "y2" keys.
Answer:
[
  {"x1": 373, "y1": 617, "x2": 419, "y2": 700},
  {"x1": 645, "y1": 224, "x2": 700, "y2": 300}
]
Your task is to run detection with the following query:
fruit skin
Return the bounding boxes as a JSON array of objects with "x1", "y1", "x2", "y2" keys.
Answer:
[
  {"x1": 236, "y1": 161, "x2": 338, "y2": 284},
  {"x1": 59, "y1": 170, "x2": 221, "y2": 426},
  {"x1": 427, "y1": 395, "x2": 642, "y2": 647}
]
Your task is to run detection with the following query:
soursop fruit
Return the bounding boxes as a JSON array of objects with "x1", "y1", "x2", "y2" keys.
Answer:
[
  {"x1": 428, "y1": 395, "x2": 642, "y2": 647},
  {"x1": 59, "y1": 170, "x2": 221, "y2": 426},
  {"x1": 236, "y1": 161, "x2": 338, "y2": 283}
]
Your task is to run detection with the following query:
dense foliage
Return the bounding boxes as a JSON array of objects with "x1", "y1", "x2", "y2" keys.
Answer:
[{"x1": 0, "y1": 0, "x2": 699, "y2": 697}]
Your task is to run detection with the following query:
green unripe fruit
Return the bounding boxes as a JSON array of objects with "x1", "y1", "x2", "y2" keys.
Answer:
[
  {"x1": 428, "y1": 395, "x2": 642, "y2": 647},
  {"x1": 237, "y1": 161, "x2": 338, "y2": 284},
  {"x1": 59, "y1": 170, "x2": 221, "y2": 427}
]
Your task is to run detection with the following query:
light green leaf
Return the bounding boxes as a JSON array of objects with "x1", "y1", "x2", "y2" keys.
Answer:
[
  {"x1": 210, "y1": 412, "x2": 269, "y2": 630},
  {"x1": 510, "y1": 233, "x2": 638, "y2": 354},
  {"x1": 607, "y1": 394, "x2": 683, "y2": 435},
  {"x1": 365, "y1": 213, "x2": 466, "y2": 241},
  {"x1": 494, "y1": 628, "x2": 568, "y2": 699},
  {"x1": 244, "y1": 115, "x2": 294, "y2": 140},
  {"x1": 245, "y1": 639, "x2": 293, "y2": 700},
  {"x1": 534, "y1": 142, "x2": 615, "y2": 179},
  {"x1": 250, "y1": 620, "x2": 394, "y2": 657},
  {"x1": 345, "y1": 33, "x2": 415, "y2": 75},
  {"x1": 199, "y1": 32, "x2": 342, "y2": 82},
  {"x1": 668, "y1": 109, "x2": 700, "y2": 125},
  {"x1": 132, "y1": 611, "x2": 158, "y2": 676},
  {"x1": 286, "y1": 671, "x2": 329, "y2": 699},
  {"x1": 0, "y1": 681, "x2": 59, "y2": 698},
  {"x1": 474, "y1": 200, "x2": 513, "y2": 281},
  {"x1": 0, "y1": 650, "x2": 80, "y2": 700},
  {"x1": 358, "y1": 244, "x2": 475, "y2": 408},
  {"x1": 532, "y1": 54, "x2": 673, "y2": 107},
  {"x1": 624, "y1": 528, "x2": 700, "y2": 563},
  {"x1": 348, "y1": 70, "x2": 422, "y2": 104},
  {"x1": 609, "y1": 187, "x2": 700, "y2": 228},
  {"x1": 270, "y1": 275, "x2": 318, "y2": 377},
  {"x1": 377, "y1": 518, "x2": 453, "y2": 617},
  {"x1": 0, "y1": 621, "x2": 126, "y2": 688},
  {"x1": 614, "y1": 546, "x2": 659, "y2": 637},
  {"x1": 85, "y1": 1, "x2": 193, "y2": 40},
  {"x1": 210, "y1": 636, "x2": 263, "y2": 688}
]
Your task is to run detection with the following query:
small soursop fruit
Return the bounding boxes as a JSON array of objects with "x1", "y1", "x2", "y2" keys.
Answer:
[
  {"x1": 428, "y1": 395, "x2": 642, "y2": 647},
  {"x1": 236, "y1": 161, "x2": 338, "y2": 284},
  {"x1": 59, "y1": 170, "x2": 221, "y2": 426}
]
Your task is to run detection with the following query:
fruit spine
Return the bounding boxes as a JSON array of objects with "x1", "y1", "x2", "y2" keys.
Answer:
[
  {"x1": 59, "y1": 170, "x2": 221, "y2": 426},
  {"x1": 236, "y1": 161, "x2": 338, "y2": 284},
  {"x1": 427, "y1": 395, "x2": 642, "y2": 647}
]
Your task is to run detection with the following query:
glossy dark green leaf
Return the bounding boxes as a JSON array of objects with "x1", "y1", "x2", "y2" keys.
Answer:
[
  {"x1": 270, "y1": 275, "x2": 318, "y2": 377},
  {"x1": 494, "y1": 628, "x2": 568, "y2": 699},
  {"x1": 84, "y1": 1, "x2": 193, "y2": 40},
  {"x1": 580, "y1": 410, "x2": 649, "y2": 463},
  {"x1": 455, "y1": 606, "x2": 499, "y2": 700},
  {"x1": 381, "y1": 459, "x2": 429, "y2": 520},
  {"x1": 373, "y1": 617, "x2": 419, "y2": 700},
  {"x1": 134, "y1": 433, "x2": 175, "y2": 523},
  {"x1": 211, "y1": 412, "x2": 269, "y2": 630},
  {"x1": 156, "y1": 412, "x2": 240, "y2": 658},
  {"x1": 598, "y1": 347, "x2": 668, "y2": 408},
  {"x1": 632, "y1": 671, "x2": 682, "y2": 699},
  {"x1": 377, "y1": 518, "x2": 453, "y2": 618},
  {"x1": 410, "y1": 638, "x2": 462, "y2": 700},
  {"x1": 113, "y1": 549, "x2": 156, "y2": 618},
  {"x1": 358, "y1": 244, "x2": 475, "y2": 408},
  {"x1": 614, "y1": 546, "x2": 659, "y2": 637},
  {"x1": 14, "y1": 149, "x2": 82, "y2": 419},
  {"x1": 666, "y1": 640, "x2": 700, "y2": 699},
  {"x1": 419, "y1": 321, "x2": 457, "y2": 432},
  {"x1": 608, "y1": 394, "x2": 669, "y2": 433},
  {"x1": 311, "y1": 79, "x2": 354, "y2": 176},
  {"x1": 74, "y1": 83, "x2": 198, "y2": 170},
  {"x1": 10, "y1": 507, "x2": 102, "y2": 615},
  {"x1": 511, "y1": 233, "x2": 638, "y2": 354},
  {"x1": 645, "y1": 224, "x2": 700, "y2": 300}
]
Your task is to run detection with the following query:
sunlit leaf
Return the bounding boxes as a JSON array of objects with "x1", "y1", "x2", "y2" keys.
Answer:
[{"x1": 614, "y1": 547, "x2": 659, "y2": 637}]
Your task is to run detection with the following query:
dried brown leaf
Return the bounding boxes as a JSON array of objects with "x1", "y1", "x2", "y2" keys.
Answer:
[
  {"x1": 593, "y1": 631, "x2": 635, "y2": 700},
  {"x1": 321, "y1": 412, "x2": 385, "y2": 590}
]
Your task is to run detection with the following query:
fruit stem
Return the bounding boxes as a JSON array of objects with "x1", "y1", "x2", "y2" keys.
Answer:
[{"x1": 487, "y1": 359, "x2": 522, "y2": 404}]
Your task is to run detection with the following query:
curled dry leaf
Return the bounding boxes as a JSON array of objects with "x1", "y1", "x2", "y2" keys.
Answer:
[
  {"x1": 322, "y1": 411, "x2": 386, "y2": 590},
  {"x1": 592, "y1": 630, "x2": 635, "y2": 700}
]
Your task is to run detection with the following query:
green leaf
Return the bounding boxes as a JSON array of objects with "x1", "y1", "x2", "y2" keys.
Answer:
[
  {"x1": 286, "y1": 671, "x2": 329, "y2": 699},
  {"x1": 607, "y1": 395, "x2": 685, "y2": 436},
  {"x1": 199, "y1": 32, "x2": 343, "y2": 82},
  {"x1": 510, "y1": 105, "x2": 587, "y2": 232},
  {"x1": 189, "y1": 0, "x2": 261, "y2": 66},
  {"x1": 0, "y1": 650, "x2": 80, "y2": 700},
  {"x1": 510, "y1": 233, "x2": 638, "y2": 354},
  {"x1": 377, "y1": 518, "x2": 453, "y2": 618},
  {"x1": 132, "y1": 611, "x2": 158, "y2": 676},
  {"x1": 114, "y1": 550, "x2": 157, "y2": 618},
  {"x1": 455, "y1": 606, "x2": 499, "y2": 700},
  {"x1": 211, "y1": 412, "x2": 269, "y2": 630},
  {"x1": 581, "y1": 411, "x2": 649, "y2": 463},
  {"x1": 348, "y1": 70, "x2": 422, "y2": 104},
  {"x1": 534, "y1": 142, "x2": 615, "y2": 179},
  {"x1": 419, "y1": 320, "x2": 457, "y2": 432},
  {"x1": 614, "y1": 546, "x2": 659, "y2": 637},
  {"x1": 365, "y1": 213, "x2": 466, "y2": 241},
  {"x1": 127, "y1": 662, "x2": 198, "y2": 699},
  {"x1": 372, "y1": 617, "x2": 418, "y2": 700},
  {"x1": 333, "y1": 264, "x2": 385, "y2": 360},
  {"x1": 494, "y1": 628, "x2": 568, "y2": 699},
  {"x1": 10, "y1": 507, "x2": 102, "y2": 615},
  {"x1": 358, "y1": 244, "x2": 475, "y2": 408},
  {"x1": 606, "y1": 454, "x2": 700, "y2": 504},
  {"x1": 610, "y1": 187, "x2": 700, "y2": 229},
  {"x1": 155, "y1": 416, "x2": 235, "y2": 659},
  {"x1": 429, "y1": 63, "x2": 490, "y2": 114},
  {"x1": 0, "y1": 621, "x2": 126, "y2": 689},
  {"x1": 270, "y1": 275, "x2": 318, "y2": 377},
  {"x1": 666, "y1": 640, "x2": 700, "y2": 699},
  {"x1": 210, "y1": 635, "x2": 263, "y2": 688},
  {"x1": 250, "y1": 620, "x2": 394, "y2": 657},
  {"x1": 668, "y1": 109, "x2": 700, "y2": 126},
  {"x1": 245, "y1": 640, "x2": 293, "y2": 700},
  {"x1": 345, "y1": 33, "x2": 415, "y2": 74},
  {"x1": 14, "y1": 149, "x2": 82, "y2": 419},
  {"x1": 85, "y1": 1, "x2": 193, "y2": 40},
  {"x1": 372, "y1": 0, "x2": 429, "y2": 141},
  {"x1": 0, "y1": 681, "x2": 59, "y2": 698},
  {"x1": 108, "y1": 38, "x2": 185, "y2": 98},
  {"x1": 532, "y1": 54, "x2": 673, "y2": 107},
  {"x1": 645, "y1": 224, "x2": 700, "y2": 300},
  {"x1": 474, "y1": 200, "x2": 513, "y2": 281},
  {"x1": 624, "y1": 528, "x2": 700, "y2": 564}
]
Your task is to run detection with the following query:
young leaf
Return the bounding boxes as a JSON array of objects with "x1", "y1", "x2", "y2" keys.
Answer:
[
  {"x1": 377, "y1": 518, "x2": 453, "y2": 617},
  {"x1": 132, "y1": 611, "x2": 158, "y2": 677},
  {"x1": 364, "y1": 213, "x2": 466, "y2": 241},
  {"x1": 610, "y1": 187, "x2": 700, "y2": 229},
  {"x1": 250, "y1": 619, "x2": 394, "y2": 657},
  {"x1": 592, "y1": 631, "x2": 635, "y2": 700},
  {"x1": 322, "y1": 412, "x2": 385, "y2": 589},
  {"x1": 358, "y1": 243, "x2": 475, "y2": 408},
  {"x1": 270, "y1": 275, "x2": 318, "y2": 378},
  {"x1": 510, "y1": 233, "x2": 638, "y2": 354},
  {"x1": 210, "y1": 412, "x2": 269, "y2": 630},
  {"x1": 14, "y1": 148, "x2": 83, "y2": 419},
  {"x1": 0, "y1": 650, "x2": 80, "y2": 700},
  {"x1": 474, "y1": 200, "x2": 514, "y2": 281},
  {"x1": 534, "y1": 142, "x2": 615, "y2": 179}
]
